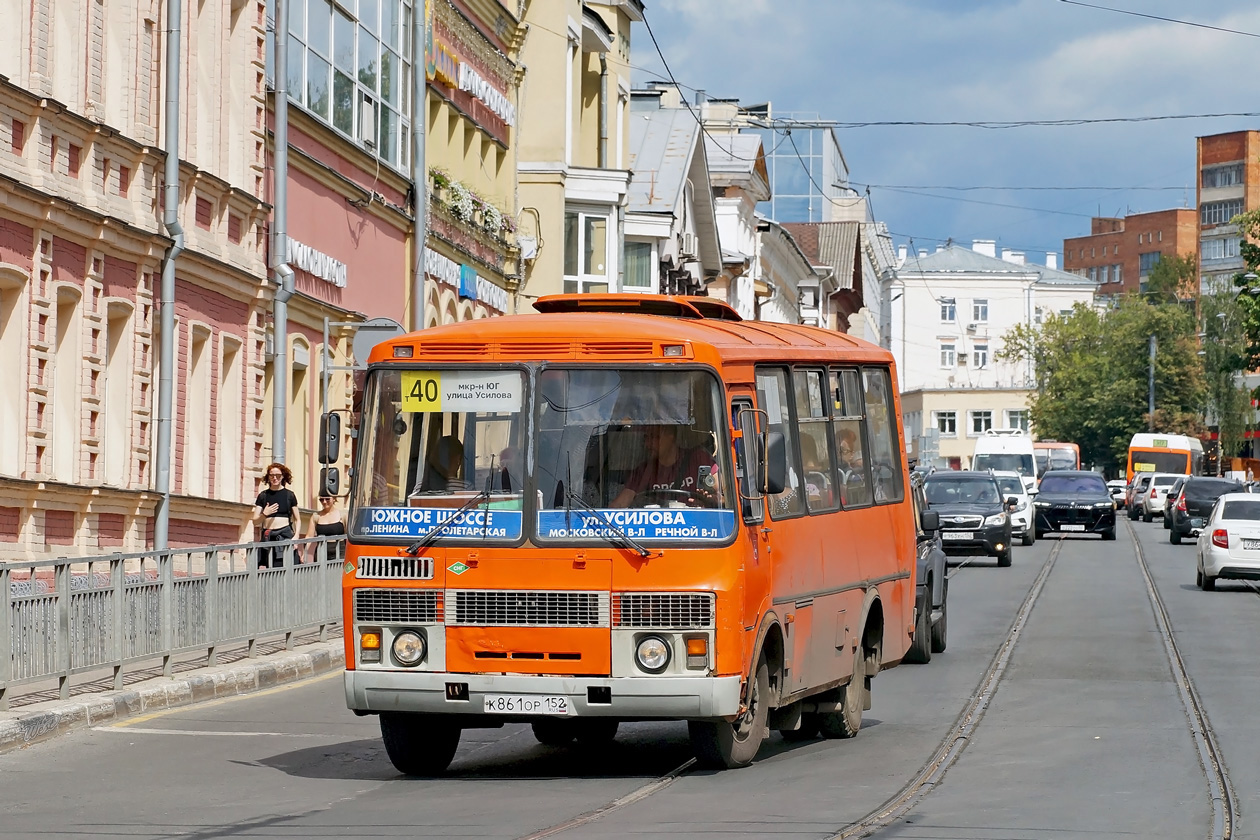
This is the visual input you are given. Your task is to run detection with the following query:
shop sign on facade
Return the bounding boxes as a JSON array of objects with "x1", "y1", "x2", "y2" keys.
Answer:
[
  {"x1": 425, "y1": 247, "x2": 508, "y2": 314},
  {"x1": 287, "y1": 238, "x2": 348, "y2": 288},
  {"x1": 426, "y1": 32, "x2": 515, "y2": 135}
]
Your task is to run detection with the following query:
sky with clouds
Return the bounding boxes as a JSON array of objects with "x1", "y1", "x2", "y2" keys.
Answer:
[{"x1": 630, "y1": 1, "x2": 1260, "y2": 264}]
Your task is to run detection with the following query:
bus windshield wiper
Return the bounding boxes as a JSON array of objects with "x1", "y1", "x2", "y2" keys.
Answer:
[
  {"x1": 405, "y1": 487, "x2": 491, "y2": 555},
  {"x1": 559, "y1": 485, "x2": 652, "y2": 558}
]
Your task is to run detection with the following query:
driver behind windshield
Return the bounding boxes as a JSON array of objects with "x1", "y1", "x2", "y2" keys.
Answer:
[{"x1": 611, "y1": 423, "x2": 719, "y2": 508}]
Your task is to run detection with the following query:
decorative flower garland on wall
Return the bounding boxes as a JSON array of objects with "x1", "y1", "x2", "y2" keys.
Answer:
[{"x1": 430, "y1": 167, "x2": 516, "y2": 237}]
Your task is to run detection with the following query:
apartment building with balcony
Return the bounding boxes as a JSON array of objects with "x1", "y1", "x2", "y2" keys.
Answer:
[{"x1": 1197, "y1": 130, "x2": 1260, "y2": 294}]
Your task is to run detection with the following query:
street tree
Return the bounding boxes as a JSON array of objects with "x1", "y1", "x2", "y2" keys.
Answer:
[
  {"x1": 1144, "y1": 253, "x2": 1197, "y2": 300},
  {"x1": 998, "y1": 297, "x2": 1205, "y2": 474},
  {"x1": 1200, "y1": 292, "x2": 1252, "y2": 468}
]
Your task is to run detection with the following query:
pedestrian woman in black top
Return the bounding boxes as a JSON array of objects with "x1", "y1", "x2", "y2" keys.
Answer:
[
  {"x1": 305, "y1": 494, "x2": 346, "y2": 562},
  {"x1": 252, "y1": 462, "x2": 302, "y2": 568}
]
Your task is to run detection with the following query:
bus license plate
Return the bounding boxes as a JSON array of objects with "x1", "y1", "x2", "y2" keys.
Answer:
[
  {"x1": 942, "y1": 531, "x2": 973, "y2": 540},
  {"x1": 1061, "y1": 524, "x2": 1086, "y2": 531},
  {"x1": 483, "y1": 695, "x2": 571, "y2": 715}
]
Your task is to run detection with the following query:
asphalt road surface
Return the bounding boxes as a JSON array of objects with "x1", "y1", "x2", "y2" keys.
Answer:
[{"x1": 3, "y1": 516, "x2": 1258, "y2": 840}]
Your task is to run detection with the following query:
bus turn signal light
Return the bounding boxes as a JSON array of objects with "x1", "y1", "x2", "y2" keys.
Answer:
[
  {"x1": 360, "y1": 629, "x2": 382, "y2": 663},
  {"x1": 685, "y1": 637, "x2": 708, "y2": 669}
]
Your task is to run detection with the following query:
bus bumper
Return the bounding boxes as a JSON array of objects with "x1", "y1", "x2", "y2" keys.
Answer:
[{"x1": 344, "y1": 670, "x2": 742, "y2": 719}]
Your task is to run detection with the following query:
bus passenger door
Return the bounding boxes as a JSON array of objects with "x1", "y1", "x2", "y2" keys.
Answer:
[{"x1": 730, "y1": 393, "x2": 771, "y2": 665}]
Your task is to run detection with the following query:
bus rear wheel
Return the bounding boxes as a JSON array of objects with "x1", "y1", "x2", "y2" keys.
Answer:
[
  {"x1": 689, "y1": 657, "x2": 769, "y2": 769},
  {"x1": 818, "y1": 646, "x2": 865, "y2": 739},
  {"x1": 531, "y1": 719, "x2": 575, "y2": 746},
  {"x1": 380, "y1": 713, "x2": 461, "y2": 776}
]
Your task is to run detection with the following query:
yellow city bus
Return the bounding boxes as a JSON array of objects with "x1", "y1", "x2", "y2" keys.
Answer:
[{"x1": 336, "y1": 295, "x2": 918, "y2": 773}]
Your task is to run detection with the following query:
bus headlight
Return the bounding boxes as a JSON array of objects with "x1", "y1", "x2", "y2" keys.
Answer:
[
  {"x1": 635, "y1": 636, "x2": 671, "y2": 673},
  {"x1": 391, "y1": 630, "x2": 427, "y2": 667}
]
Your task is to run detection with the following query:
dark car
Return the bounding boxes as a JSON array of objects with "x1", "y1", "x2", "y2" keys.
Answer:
[
  {"x1": 905, "y1": 473, "x2": 948, "y2": 663},
  {"x1": 1162, "y1": 476, "x2": 1188, "y2": 529},
  {"x1": 923, "y1": 471, "x2": 1015, "y2": 566},
  {"x1": 1169, "y1": 476, "x2": 1242, "y2": 545},
  {"x1": 1033, "y1": 470, "x2": 1116, "y2": 540}
]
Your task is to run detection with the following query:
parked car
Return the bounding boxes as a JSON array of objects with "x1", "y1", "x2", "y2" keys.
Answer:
[
  {"x1": 905, "y1": 473, "x2": 948, "y2": 663},
  {"x1": 1107, "y1": 479, "x2": 1128, "y2": 509},
  {"x1": 1139, "y1": 473, "x2": 1180, "y2": 522},
  {"x1": 1126, "y1": 474, "x2": 1153, "y2": 519},
  {"x1": 993, "y1": 470, "x2": 1035, "y2": 546},
  {"x1": 923, "y1": 470, "x2": 1015, "y2": 566},
  {"x1": 1033, "y1": 470, "x2": 1117, "y2": 540},
  {"x1": 1169, "y1": 476, "x2": 1242, "y2": 545},
  {"x1": 1162, "y1": 476, "x2": 1188, "y2": 529},
  {"x1": 1196, "y1": 492, "x2": 1260, "y2": 590}
]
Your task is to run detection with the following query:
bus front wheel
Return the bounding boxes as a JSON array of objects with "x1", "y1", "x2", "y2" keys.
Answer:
[
  {"x1": 380, "y1": 712, "x2": 461, "y2": 776},
  {"x1": 689, "y1": 657, "x2": 769, "y2": 769}
]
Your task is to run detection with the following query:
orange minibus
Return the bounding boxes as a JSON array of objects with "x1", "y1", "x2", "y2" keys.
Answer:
[
  {"x1": 1126, "y1": 432, "x2": 1204, "y2": 483},
  {"x1": 1033, "y1": 441, "x2": 1080, "y2": 474},
  {"x1": 336, "y1": 294, "x2": 917, "y2": 772}
]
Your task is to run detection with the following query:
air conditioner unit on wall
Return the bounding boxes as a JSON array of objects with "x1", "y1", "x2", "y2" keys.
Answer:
[
  {"x1": 680, "y1": 232, "x2": 696, "y2": 258},
  {"x1": 958, "y1": 355, "x2": 968, "y2": 365}
]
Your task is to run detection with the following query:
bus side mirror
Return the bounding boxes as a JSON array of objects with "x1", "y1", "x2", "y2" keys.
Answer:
[
  {"x1": 318, "y1": 413, "x2": 341, "y2": 464},
  {"x1": 319, "y1": 466, "x2": 341, "y2": 497},
  {"x1": 921, "y1": 510, "x2": 940, "y2": 532},
  {"x1": 764, "y1": 431, "x2": 787, "y2": 495}
]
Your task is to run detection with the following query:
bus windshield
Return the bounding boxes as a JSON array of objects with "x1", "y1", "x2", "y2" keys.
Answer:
[
  {"x1": 1045, "y1": 447, "x2": 1079, "y2": 471},
  {"x1": 354, "y1": 367, "x2": 529, "y2": 542},
  {"x1": 1131, "y1": 449, "x2": 1189, "y2": 476},
  {"x1": 535, "y1": 368, "x2": 736, "y2": 544},
  {"x1": 972, "y1": 453, "x2": 1034, "y2": 476}
]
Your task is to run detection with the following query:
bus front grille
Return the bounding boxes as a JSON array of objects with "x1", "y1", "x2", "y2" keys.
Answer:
[
  {"x1": 354, "y1": 589, "x2": 442, "y2": 624},
  {"x1": 446, "y1": 590, "x2": 609, "y2": 627},
  {"x1": 613, "y1": 592, "x2": 715, "y2": 629}
]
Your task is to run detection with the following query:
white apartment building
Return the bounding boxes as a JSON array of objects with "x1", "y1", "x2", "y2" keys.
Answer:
[{"x1": 891, "y1": 241, "x2": 1097, "y2": 468}]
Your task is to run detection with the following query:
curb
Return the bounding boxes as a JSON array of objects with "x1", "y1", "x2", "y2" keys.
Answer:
[{"x1": 0, "y1": 640, "x2": 345, "y2": 755}]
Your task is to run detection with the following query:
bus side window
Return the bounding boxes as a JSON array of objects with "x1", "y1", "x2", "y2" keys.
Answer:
[
  {"x1": 832, "y1": 369, "x2": 872, "y2": 508},
  {"x1": 756, "y1": 368, "x2": 805, "y2": 519},
  {"x1": 731, "y1": 398, "x2": 763, "y2": 523},
  {"x1": 795, "y1": 369, "x2": 839, "y2": 513},
  {"x1": 862, "y1": 367, "x2": 905, "y2": 504}
]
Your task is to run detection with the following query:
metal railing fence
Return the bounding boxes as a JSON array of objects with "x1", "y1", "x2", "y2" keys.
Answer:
[{"x1": 1, "y1": 535, "x2": 345, "y2": 710}]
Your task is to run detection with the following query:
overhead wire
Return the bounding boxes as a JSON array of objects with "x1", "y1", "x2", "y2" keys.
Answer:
[{"x1": 1057, "y1": 0, "x2": 1260, "y2": 38}]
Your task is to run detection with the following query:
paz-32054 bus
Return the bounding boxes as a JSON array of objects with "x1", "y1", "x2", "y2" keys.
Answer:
[{"x1": 336, "y1": 295, "x2": 918, "y2": 772}]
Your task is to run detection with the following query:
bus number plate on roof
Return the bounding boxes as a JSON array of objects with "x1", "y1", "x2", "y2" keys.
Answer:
[{"x1": 401, "y1": 370, "x2": 522, "y2": 413}]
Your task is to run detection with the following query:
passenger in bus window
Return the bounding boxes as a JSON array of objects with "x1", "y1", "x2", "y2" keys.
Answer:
[
  {"x1": 611, "y1": 424, "x2": 720, "y2": 508},
  {"x1": 419, "y1": 435, "x2": 468, "y2": 492},
  {"x1": 800, "y1": 434, "x2": 833, "y2": 508}
]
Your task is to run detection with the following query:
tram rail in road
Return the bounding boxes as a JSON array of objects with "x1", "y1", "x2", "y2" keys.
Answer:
[{"x1": 512, "y1": 521, "x2": 1242, "y2": 840}]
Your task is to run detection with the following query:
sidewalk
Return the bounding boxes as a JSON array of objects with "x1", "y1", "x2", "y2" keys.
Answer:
[{"x1": 0, "y1": 638, "x2": 345, "y2": 755}]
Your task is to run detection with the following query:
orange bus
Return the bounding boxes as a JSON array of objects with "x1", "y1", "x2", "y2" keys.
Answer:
[
  {"x1": 1033, "y1": 441, "x2": 1080, "y2": 474},
  {"x1": 337, "y1": 295, "x2": 917, "y2": 772}
]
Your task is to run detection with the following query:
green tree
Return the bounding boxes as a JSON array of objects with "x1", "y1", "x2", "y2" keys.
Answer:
[
  {"x1": 1200, "y1": 292, "x2": 1252, "y2": 467},
  {"x1": 1144, "y1": 252, "x2": 1198, "y2": 300},
  {"x1": 1229, "y1": 208, "x2": 1260, "y2": 370},
  {"x1": 998, "y1": 297, "x2": 1205, "y2": 474}
]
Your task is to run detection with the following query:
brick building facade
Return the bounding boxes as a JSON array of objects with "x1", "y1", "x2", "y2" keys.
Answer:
[
  {"x1": 1062, "y1": 209, "x2": 1198, "y2": 298},
  {"x1": 1197, "y1": 131, "x2": 1260, "y2": 294}
]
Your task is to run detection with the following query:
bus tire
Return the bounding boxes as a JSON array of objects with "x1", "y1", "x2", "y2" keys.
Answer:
[
  {"x1": 380, "y1": 713, "x2": 461, "y2": 776},
  {"x1": 689, "y1": 657, "x2": 769, "y2": 769},
  {"x1": 929, "y1": 581, "x2": 948, "y2": 654},
  {"x1": 531, "y1": 719, "x2": 575, "y2": 746},
  {"x1": 818, "y1": 645, "x2": 865, "y2": 739},
  {"x1": 904, "y1": 591, "x2": 932, "y2": 664},
  {"x1": 573, "y1": 718, "x2": 619, "y2": 745}
]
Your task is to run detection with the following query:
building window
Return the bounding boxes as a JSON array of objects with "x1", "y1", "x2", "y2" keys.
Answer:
[
  {"x1": 1202, "y1": 199, "x2": 1244, "y2": 226},
  {"x1": 1202, "y1": 163, "x2": 1244, "y2": 189},
  {"x1": 1034, "y1": 306, "x2": 1043, "y2": 324},
  {"x1": 972, "y1": 299, "x2": 988, "y2": 322},
  {"x1": 1088, "y1": 266, "x2": 1098, "y2": 283},
  {"x1": 1114, "y1": 264, "x2": 1122, "y2": 284},
  {"x1": 278, "y1": 0, "x2": 413, "y2": 170},
  {"x1": 1005, "y1": 409, "x2": 1029, "y2": 431},
  {"x1": 935, "y1": 410, "x2": 957, "y2": 437},
  {"x1": 564, "y1": 208, "x2": 612, "y2": 294},
  {"x1": 973, "y1": 343, "x2": 989, "y2": 368},
  {"x1": 1139, "y1": 251, "x2": 1162, "y2": 277},
  {"x1": 1100, "y1": 265, "x2": 1109, "y2": 283},
  {"x1": 940, "y1": 298, "x2": 955, "y2": 322},
  {"x1": 623, "y1": 240, "x2": 652, "y2": 289},
  {"x1": 939, "y1": 343, "x2": 956, "y2": 368},
  {"x1": 1202, "y1": 237, "x2": 1241, "y2": 261},
  {"x1": 969, "y1": 410, "x2": 993, "y2": 435}
]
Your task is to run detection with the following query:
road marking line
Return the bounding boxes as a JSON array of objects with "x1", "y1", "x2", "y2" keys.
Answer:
[
  {"x1": 109, "y1": 669, "x2": 342, "y2": 728},
  {"x1": 92, "y1": 726, "x2": 323, "y2": 738}
]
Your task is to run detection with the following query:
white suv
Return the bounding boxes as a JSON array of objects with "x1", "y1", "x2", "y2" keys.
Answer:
[
  {"x1": 1142, "y1": 472, "x2": 1182, "y2": 522},
  {"x1": 993, "y1": 470, "x2": 1035, "y2": 546}
]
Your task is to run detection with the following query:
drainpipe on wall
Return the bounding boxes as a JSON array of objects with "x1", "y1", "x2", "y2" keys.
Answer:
[
  {"x1": 598, "y1": 54, "x2": 609, "y2": 169},
  {"x1": 271, "y1": 0, "x2": 294, "y2": 465},
  {"x1": 410, "y1": 0, "x2": 427, "y2": 330},
  {"x1": 154, "y1": 0, "x2": 183, "y2": 551}
]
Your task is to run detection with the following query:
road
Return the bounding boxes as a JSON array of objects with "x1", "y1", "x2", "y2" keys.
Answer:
[{"x1": 3, "y1": 516, "x2": 1258, "y2": 840}]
